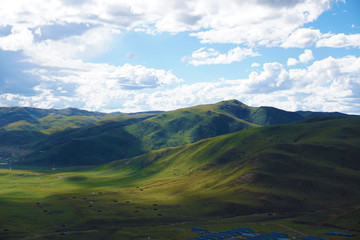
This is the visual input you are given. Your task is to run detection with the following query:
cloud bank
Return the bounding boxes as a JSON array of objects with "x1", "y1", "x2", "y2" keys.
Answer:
[{"x1": 0, "y1": 0, "x2": 359, "y2": 114}]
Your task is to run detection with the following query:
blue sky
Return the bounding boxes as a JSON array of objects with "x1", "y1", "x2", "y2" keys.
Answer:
[{"x1": 0, "y1": 0, "x2": 359, "y2": 113}]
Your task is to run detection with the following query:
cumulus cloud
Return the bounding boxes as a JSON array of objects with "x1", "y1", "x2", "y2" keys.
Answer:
[
  {"x1": 287, "y1": 49, "x2": 314, "y2": 66},
  {"x1": 1, "y1": 55, "x2": 359, "y2": 114},
  {"x1": 287, "y1": 58, "x2": 299, "y2": 66},
  {"x1": 0, "y1": 24, "x2": 182, "y2": 112},
  {"x1": 0, "y1": 0, "x2": 337, "y2": 47},
  {"x1": 182, "y1": 47, "x2": 260, "y2": 66},
  {"x1": 240, "y1": 62, "x2": 291, "y2": 93},
  {"x1": 0, "y1": 26, "x2": 34, "y2": 51},
  {"x1": 316, "y1": 33, "x2": 360, "y2": 48},
  {"x1": 299, "y1": 49, "x2": 314, "y2": 63},
  {"x1": 281, "y1": 28, "x2": 322, "y2": 48},
  {"x1": 132, "y1": 55, "x2": 360, "y2": 114},
  {"x1": 26, "y1": 62, "x2": 182, "y2": 111},
  {"x1": 189, "y1": 1, "x2": 333, "y2": 46}
]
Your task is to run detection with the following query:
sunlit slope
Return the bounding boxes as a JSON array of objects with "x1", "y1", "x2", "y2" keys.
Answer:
[
  {"x1": 125, "y1": 100, "x2": 259, "y2": 151},
  {"x1": 126, "y1": 99, "x2": 350, "y2": 151},
  {"x1": 215, "y1": 99, "x2": 349, "y2": 126},
  {"x1": 109, "y1": 116, "x2": 360, "y2": 213}
]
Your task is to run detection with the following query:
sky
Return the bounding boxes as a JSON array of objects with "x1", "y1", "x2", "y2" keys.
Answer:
[{"x1": 0, "y1": 0, "x2": 359, "y2": 114}]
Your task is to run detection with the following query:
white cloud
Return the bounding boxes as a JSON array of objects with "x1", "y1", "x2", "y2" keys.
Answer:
[
  {"x1": 0, "y1": 26, "x2": 34, "y2": 51},
  {"x1": 299, "y1": 49, "x2": 314, "y2": 63},
  {"x1": 0, "y1": 23, "x2": 182, "y2": 112},
  {"x1": 241, "y1": 62, "x2": 291, "y2": 93},
  {"x1": 281, "y1": 28, "x2": 322, "y2": 48},
  {"x1": 287, "y1": 58, "x2": 299, "y2": 66},
  {"x1": 182, "y1": 47, "x2": 259, "y2": 66},
  {"x1": 26, "y1": 62, "x2": 183, "y2": 111},
  {"x1": 287, "y1": 49, "x2": 314, "y2": 66},
  {"x1": 251, "y1": 63, "x2": 260, "y2": 68},
  {"x1": 1, "y1": 0, "x2": 358, "y2": 114},
  {"x1": 0, "y1": 0, "x2": 337, "y2": 47},
  {"x1": 316, "y1": 33, "x2": 360, "y2": 48},
  {"x1": 140, "y1": 55, "x2": 360, "y2": 114},
  {"x1": 1, "y1": 55, "x2": 359, "y2": 114},
  {"x1": 189, "y1": 1, "x2": 333, "y2": 46},
  {"x1": 24, "y1": 26, "x2": 118, "y2": 67}
]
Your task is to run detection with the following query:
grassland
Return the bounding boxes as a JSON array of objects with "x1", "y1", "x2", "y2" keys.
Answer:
[
  {"x1": 0, "y1": 167, "x2": 358, "y2": 240},
  {"x1": 1, "y1": 116, "x2": 360, "y2": 239}
]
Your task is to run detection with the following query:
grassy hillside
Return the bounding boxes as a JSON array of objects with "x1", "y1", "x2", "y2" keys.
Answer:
[
  {"x1": 0, "y1": 107, "x2": 109, "y2": 149},
  {"x1": 125, "y1": 100, "x2": 259, "y2": 151},
  {"x1": 216, "y1": 99, "x2": 349, "y2": 126},
  {"x1": 110, "y1": 116, "x2": 360, "y2": 214},
  {"x1": 1, "y1": 116, "x2": 359, "y2": 239},
  {"x1": 4, "y1": 115, "x2": 103, "y2": 134},
  {"x1": 124, "y1": 99, "x2": 351, "y2": 152},
  {"x1": 1, "y1": 100, "x2": 355, "y2": 166}
]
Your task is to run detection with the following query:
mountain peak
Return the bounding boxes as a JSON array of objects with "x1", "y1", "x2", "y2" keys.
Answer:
[{"x1": 219, "y1": 99, "x2": 246, "y2": 106}]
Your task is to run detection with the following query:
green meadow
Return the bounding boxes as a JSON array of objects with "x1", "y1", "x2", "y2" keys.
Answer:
[{"x1": 1, "y1": 165, "x2": 359, "y2": 240}]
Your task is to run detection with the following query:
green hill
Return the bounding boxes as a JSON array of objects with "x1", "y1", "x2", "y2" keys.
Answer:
[
  {"x1": 25, "y1": 113, "x2": 159, "y2": 166},
  {"x1": 0, "y1": 106, "x2": 105, "y2": 127},
  {"x1": 0, "y1": 107, "x2": 110, "y2": 147},
  {"x1": 124, "y1": 99, "x2": 349, "y2": 152},
  {"x1": 2, "y1": 100, "x2": 355, "y2": 166},
  {"x1": 106, "y1": 116, "x2": 360, "y2": 214},
  {"x1": 124, "y1": 100, "x2": 259, "y2": 151}
]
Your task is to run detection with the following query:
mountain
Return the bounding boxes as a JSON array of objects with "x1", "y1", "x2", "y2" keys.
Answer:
[
  {"x1": 124, "y1": 100, "x2": 351, "y2": 152},
  {"x1": 0, "y1": 107, "x2": 111, "y2": 148},
  {"x1": 216, "y1": 100, "x2": 349, "y2": 125},
  {"x1": 1, "y1": 100, "x2": 355, "y2": 166},
  {"x1": 0, "y1": 106, "x2": 105, "y2": 127},
  {"x1": 22, "y1": 113, "x2": 160, "y2": 166},
  {"x1": 124, "y1": 100, "x2": 259, "y2": 151},
  {"x1": 105, "y1": 116, "x2": 360, "y2": 215}
]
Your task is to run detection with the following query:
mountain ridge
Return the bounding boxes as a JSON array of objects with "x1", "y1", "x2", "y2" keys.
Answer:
[{"x1": 0, "y1": 99, "x2": 356, "y2": 166}]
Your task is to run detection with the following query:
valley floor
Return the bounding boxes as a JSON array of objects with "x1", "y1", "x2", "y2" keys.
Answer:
[{"x1": 0, "y1": 167, "x2": 359, "y2": 240}]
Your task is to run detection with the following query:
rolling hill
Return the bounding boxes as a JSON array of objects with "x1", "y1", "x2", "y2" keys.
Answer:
[
  {"x1": 0, "y1": 106, "x2": 105, "y2": 127},
  {"x1": 106, "y1": 116, "x2": 360, "y2": 214},
  {"x1": 0, "y1": 100, "x2": 354, "y2": 166}
]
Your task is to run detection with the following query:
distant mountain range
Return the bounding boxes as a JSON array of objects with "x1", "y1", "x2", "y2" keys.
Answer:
[{"x1": 0, "y1": 100, "x2": 355, "y2": 166}]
